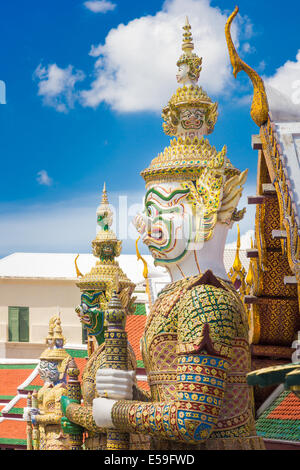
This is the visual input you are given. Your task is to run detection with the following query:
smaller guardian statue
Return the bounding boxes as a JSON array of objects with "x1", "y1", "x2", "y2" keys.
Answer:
[{"x1": 23, "y1": 316, "x2": 72, "y2": 450}]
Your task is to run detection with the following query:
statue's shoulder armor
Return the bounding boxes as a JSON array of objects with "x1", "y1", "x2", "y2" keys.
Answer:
[{"x1": 175, "y1": 270, "x2": 247, "y2": 359}]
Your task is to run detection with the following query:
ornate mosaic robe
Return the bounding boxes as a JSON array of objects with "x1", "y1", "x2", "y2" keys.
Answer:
[
  {"x1": 65, "y1": 342, "x2": 150, "y2": 450},
  {"x1": 35, "y1": 382, "x2": 71, "y2": 450},
  {"x1": 111, "y1": 270, "x2": 265, "y2": 450}
]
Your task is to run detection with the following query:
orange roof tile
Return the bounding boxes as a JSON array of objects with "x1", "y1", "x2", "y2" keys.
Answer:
[
  {"x1": 137, "y1": 380, "x2": 150, "y2": 392},
  {"x1": 126, "y1": 315, "x2": 147, "y2": 361},
  {"x1": 74, "y1": 357, "x2": 88, "y2": 381},
  {"x1": 14, "y1": 397, "x2": 27, "y2": 408},
  {"x1": 27, "y1": 374, "x2": 43, "y2": 388},
  {"x1": 0, "y1": 419, "x2": 27, "y2": 440},
  {"x1": 0, "y1": 369, "x2": 36, "y2": 396},
  {"x1": 268, "y1": 392, "x2": 300, "y2": 420}
]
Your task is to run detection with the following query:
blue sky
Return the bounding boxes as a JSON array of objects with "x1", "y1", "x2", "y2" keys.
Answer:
[{"x1": 0, "y1": 0, "x2": 299, "y2": 257}]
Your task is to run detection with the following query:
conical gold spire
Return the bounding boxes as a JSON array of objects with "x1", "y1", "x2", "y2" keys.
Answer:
[
  {"x1": 245, "y1": 237, "x2": 254, "y2": 288},
  {"x1": 182, "y1": 17, "x2": 194, "y2": 55},
  {"x1": 233, "y1": 224, "x2": 242, "y2": 272},
  {"x1": 101, "y1": 182, "x2": 109, "y2": 205}
]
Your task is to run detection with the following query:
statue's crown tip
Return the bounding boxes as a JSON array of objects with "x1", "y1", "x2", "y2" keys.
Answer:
[
  {"x1": 181, "y1": 15, "x2": 194, "y2": 54},
  {"x1": 101, "y1": 182, "x2": 109, "y2": 205}
]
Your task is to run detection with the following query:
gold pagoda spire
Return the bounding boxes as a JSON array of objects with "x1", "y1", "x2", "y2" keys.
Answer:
[
  {"x1": 228, "y1": 224, "x2": 247, "y2": 293},
  {"x1": 245, "y1": 237, "x2": 254, "y2": 288},
  {"x1": 233, "y1": 224, "x2": 242, "y2": 273},
  {"x1": 74, "y1": 254, "x2": 83, "y2": 278},
  {"x1": 182, "y1": 17, "x2": 194, "y2": 55},
  {"x1": 101, "y1": 182, "x2": 109, "y2": 205}
]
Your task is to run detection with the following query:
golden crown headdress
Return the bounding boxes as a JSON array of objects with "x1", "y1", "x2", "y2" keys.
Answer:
[
  {"x1": 141, "y1": 18, "x2": 247, "y2": 240},
  {"x1": 162, "y1": 17, "x2": 218, "y2": 137},
  {"x1": 76, "y1": 185, "x2": 135, "y2": 296},
  {"x1": 40, "y1": 316, "x2": 71, "y2": 378}
]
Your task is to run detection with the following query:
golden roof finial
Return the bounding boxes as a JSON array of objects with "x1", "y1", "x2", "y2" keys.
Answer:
[
  {"x1": 225, "y1": 6, "x2": 269, "y2": 127},
  {"x1": 245, "y1": 259, "x2": 254, "y2": 287},
  {"x1": 74, "y1": 254, "x2": 84, "y2": 278},
  {"x1": 233, "y1": 224, "x2": 242, "y2": 272},
  {"x1": 135, "y1": 236, "x2": 149, "y2": 280},
  {"x1": 246, "y1": 236, "x2": 255, "y2": 287},
  {"x1": 136, "y1": 236, "x2": 152, "y2": 309}
]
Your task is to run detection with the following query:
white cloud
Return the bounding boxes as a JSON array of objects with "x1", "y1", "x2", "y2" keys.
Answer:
[
  {"x1": 80, "y1": 0, "x2": 249, "y2": 112},
  {"x1": 34, "y1": 63, "x2": 85, "y2": 112},
  {"x1": 0, "y1": 190, "x2": 145, "y2": 257},
  {"x1": 84, "y1": 1, "x2": 116, "y2": 13},
  {"x1": 36, "y1": 170, "x2": 53, "y2": 187},
  {"x1": 265, "y1": 50, "x2": 300, "y2": 104},
  {"x1": 0, "y1": 181, "x2": 256, "y2": 258},
  {"x1": 242, "y1": 42, "x2": 255, "y2": 54}
]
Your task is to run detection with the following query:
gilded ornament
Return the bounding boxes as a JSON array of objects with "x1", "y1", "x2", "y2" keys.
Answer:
[{"x1": 225, "y1": 6, "x2": 269, "y2": 128}]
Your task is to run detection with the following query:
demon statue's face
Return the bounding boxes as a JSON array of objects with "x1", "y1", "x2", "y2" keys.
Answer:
[
  {"x1": 134, "y1": 181, "x2": 205, "y2": 266},
  {"x1": 39, "y1": 360, "x2": 60, "y2": 385},
  {"x1": 75, "y1": 291, "x2": 106, "y2": 346}
]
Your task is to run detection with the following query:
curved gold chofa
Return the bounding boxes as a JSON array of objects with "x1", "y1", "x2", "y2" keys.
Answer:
[
  {"x1": 74, "y1": 254, "x2": 84, "y2": 278},
  {"x1": 225, "y1": 6, "x2": 269, "y2": 127}
]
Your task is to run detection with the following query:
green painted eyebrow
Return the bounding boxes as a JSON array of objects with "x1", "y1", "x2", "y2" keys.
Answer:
[{"x1": 145, "y1": 187, "x2": 189, "y2": 202}]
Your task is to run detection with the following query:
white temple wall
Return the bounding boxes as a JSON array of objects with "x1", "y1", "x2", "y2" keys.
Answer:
[{"x1": 0, "y1": 278, "x2": 82, "y2": 357}]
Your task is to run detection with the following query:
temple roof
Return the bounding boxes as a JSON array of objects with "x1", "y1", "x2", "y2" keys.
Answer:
[
  {"x1": 256, "y1": 388, "x2": 300, "y2": 444},
  {"x1": 0, "y1": 252, "x2": 167, "y2": 283},
  {"x1": 266, "y1": 84, "x2": 300, "y2": 123},
  {"x1": 271, "y1": 121, "x2": 300, "y2": 223},
  {"x1": 0, "y1": 250, "x2": 249, "y2": 280}
]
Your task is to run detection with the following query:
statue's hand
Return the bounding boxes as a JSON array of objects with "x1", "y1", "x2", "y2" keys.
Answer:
[
  {"x1": 23, "y1": 407, "x2": 40, "y2": 422},
  {"x1": 61, "y1": 416, "x2": 83, "y2": 435},
  {"x1": 60, "y1": 396, "x2": 83, "y2": 435},
  {"x1": 93, "y1": 397, "x2": 116, "y2": 428},
  {"x1": 61, "y1": 395, "x2": 77, "y2": 416},
  {"x1": 95, "y1": 368, "x2": 135, "y2": 400}
]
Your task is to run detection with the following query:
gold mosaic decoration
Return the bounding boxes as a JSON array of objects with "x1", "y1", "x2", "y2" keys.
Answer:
[
  {"x1": 246, "y1": 118, "x2": 300, "y2": 347},
  {"x1": 111, "y1": 272, "x2": 263, "y2": 449}
]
